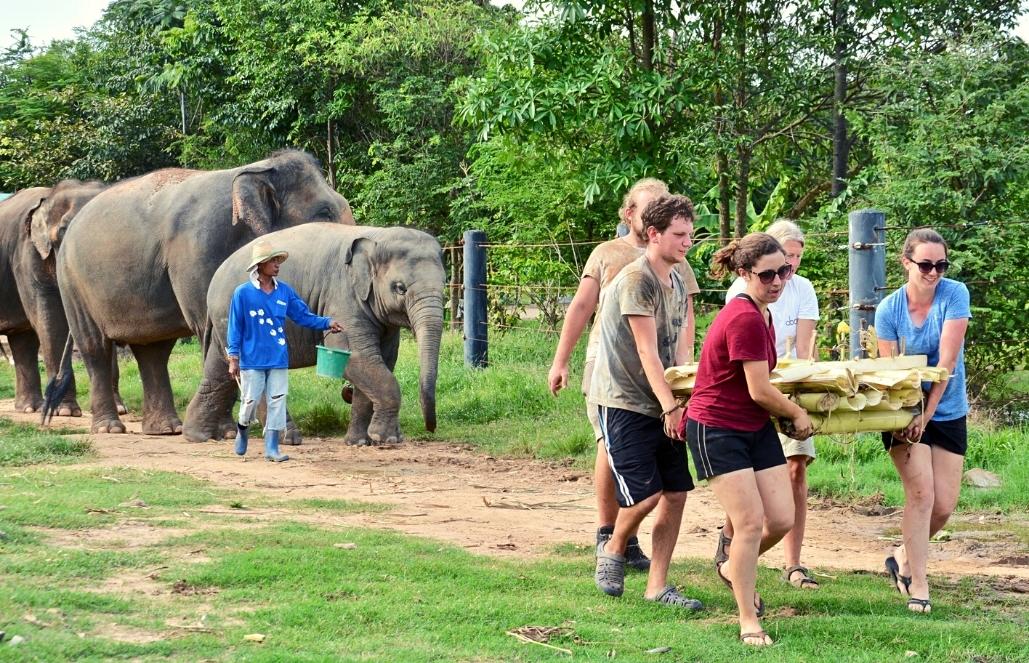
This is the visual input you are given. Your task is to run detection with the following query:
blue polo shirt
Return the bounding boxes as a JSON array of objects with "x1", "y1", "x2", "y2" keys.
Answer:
[
  {"x1": 226, "y1": 275, "x2": 331, "y2": 370},
  {"x1": 874, "y1": 278, "x2": 971, "y2": 421}
]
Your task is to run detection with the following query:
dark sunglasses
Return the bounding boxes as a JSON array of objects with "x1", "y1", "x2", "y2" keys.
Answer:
[
  {"x1": 750, "y1": 263, "x2": 793, "y2": 284},
  {"x1": 912, "y1": 259, "x2": 949, "y2": 274}
]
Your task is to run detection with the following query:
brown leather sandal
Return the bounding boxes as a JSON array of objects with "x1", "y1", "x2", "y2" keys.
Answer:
[{"x1": 783, "y1": 565, "x2": 820, "y2": 589}]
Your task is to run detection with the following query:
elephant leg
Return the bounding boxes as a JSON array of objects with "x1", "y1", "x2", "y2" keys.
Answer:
[
  {"x1": 282, "y1": 408, "x2": 302, "y2": 446},
  {"x1": 183, "y1": 345, "x2": 239, "y2": 443},
  {"x1": 79, "y1": 338, "x2": 126, "y2": 433},
  {"x1": 344, "y1": 386, "x2": 374, "y2": 446},
  {"x1": 367, "y1": 332, "x2": 403, "y2": 444},
  {"x1": 129, "y1": 339, "x2": 182, "y2": 435},
  {"x1": 111, "y1": 351, "x2": 127, "y2": 415},
  {"x1": 7, "y1": 331, "x2": 43, "y2": 413}
]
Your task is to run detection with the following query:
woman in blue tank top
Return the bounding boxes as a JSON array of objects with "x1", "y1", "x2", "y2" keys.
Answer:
[{"x1": 874, "y1": 228, "x2": 971, "y2": 615}]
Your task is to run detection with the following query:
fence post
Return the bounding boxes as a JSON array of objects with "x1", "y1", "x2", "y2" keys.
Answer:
[
  {"x1": 463, "y1": 230, "x2": 488, "y2": 368},
  {"x1": 848, "y1": 209, "x2": 886, "y2": 359}
]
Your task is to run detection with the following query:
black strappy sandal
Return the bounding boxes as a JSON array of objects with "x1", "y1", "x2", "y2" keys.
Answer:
[{"x1": 885, "y1": 556, "x2": 912, "y2": 596}]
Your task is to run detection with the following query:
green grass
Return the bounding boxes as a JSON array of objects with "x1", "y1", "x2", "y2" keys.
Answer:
[
  {"x1": 1, "y1": 471, "x2": 1026, "y2": 661},
  {"x1": 0, "y1": 417, "x2": 92, "y2": 466}
]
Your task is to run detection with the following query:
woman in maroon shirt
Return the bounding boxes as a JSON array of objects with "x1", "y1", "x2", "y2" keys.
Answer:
[{"x1": 683, "y1": 232, "x2": 813, "y2": 647}]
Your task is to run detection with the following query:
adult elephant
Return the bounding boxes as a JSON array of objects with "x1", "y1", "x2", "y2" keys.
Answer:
[
  {"x1": 182, "y1": 223, "x2": 444, "y2": 446},
  {"x1": 58, "y1": 150, "x2": 354, "y2": 435},
  {"x1": 0, "y1": 180, "x2": 110, "y2": 416}
]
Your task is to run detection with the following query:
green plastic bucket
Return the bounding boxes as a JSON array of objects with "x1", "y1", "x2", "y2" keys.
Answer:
[{"x1": 315, "y1": 345, "x2": 351, "y2": 378}]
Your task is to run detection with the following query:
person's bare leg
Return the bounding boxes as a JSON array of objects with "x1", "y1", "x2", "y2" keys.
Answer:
[
  {"x1": 596, "y1": 442, "x2": 619, "y2": 528},
  {"x1": 605, "y1": 492, "x2": 659, "y2": 554},
  {"x1": 709, "y1": 470, "x2": 763, "y2": 642},
  {"x1": 643, "y1": 491, "x2": 686, "y2": 597},
  {"x1": 929, "y1": 446, "x2": 964, "y2": 536},
  {"x1": 783, "y1": 455, "x2": 815, "y2": 585},
  {"x1": 890, "y1": 444, "x2": 934, "y2": 603}
]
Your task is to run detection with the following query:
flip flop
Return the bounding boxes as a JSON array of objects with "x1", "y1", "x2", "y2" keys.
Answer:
[
  {"x1": 907, "y1": 598, "x2": 932, "y2": 614},
  {"x1": 740, "y1": 631, "x2": 773, "y2": 647},
  {"x1": 716, "y1": 562, "x2": 765, "y2": 617},
  {"x1": 885, "y1": 556, "x2": 912, "y2": 596}
]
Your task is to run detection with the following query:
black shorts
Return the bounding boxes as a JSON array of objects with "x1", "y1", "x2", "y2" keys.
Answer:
[
  {"x1": 882, "y1": 416, "x2": 967, "y2": 456},
  {"x1": 597, "y1": 405, "x2": 694, "y2": 507},
  {"x1": 685, "y1": 418, "x2": 786, "y2": 482}
]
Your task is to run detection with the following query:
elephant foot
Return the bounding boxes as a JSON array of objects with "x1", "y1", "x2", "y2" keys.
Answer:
[
  {"x1": 344, "y1": 432, "x2": 370, "y2": 446},
  {"x1": 92, "y1": 418, "x2": 127, "y2": 434},
  {"x1": 116, "y1": 400, "x2": 128, "y2": 415},
  {"x1": 282, "y1": 425, "x2": 303, "y2": 446},
  {"x1": 16, "y1": 397, "x2": 42, "y2": 413},
  {"x1": 368, "y1": 419, "x2": 403, "y2": 446},
  {"x1": 56, "y1": 402, "x2": 83, "y2": 417},
  {"x1": 142, "y1": 415, "x2": 183, "y2": 436}
]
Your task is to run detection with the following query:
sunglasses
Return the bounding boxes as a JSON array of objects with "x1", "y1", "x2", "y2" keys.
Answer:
[
  {"x1": 911, "y1": 259, "x2": 949, "y2": 274},
  {"x1": 749, "y1": 264, "x2": 793, "y2": 284}
]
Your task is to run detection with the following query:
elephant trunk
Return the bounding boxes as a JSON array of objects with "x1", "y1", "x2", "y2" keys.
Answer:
[{"x1": 409, "y1": 296, "x2": 443, "y2": 432}]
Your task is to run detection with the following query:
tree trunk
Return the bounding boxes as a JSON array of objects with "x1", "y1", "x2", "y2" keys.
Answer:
[
  {"x1": 733, "y1": 0, "x2": 748, "y2": 238},
  {"x1": 735, "y1": 146, "x2": 750, "y2": 238},
  {"x1": 712, "y1": 7, "x2": 731, "y2": 245},
  {"x1": 326, "y1": 119, "x2": 336, "y2": 189},
  {"x1": 179, "y1": 89, "x2": 187, "y2": 135},
  {"x1": 641, "y1": 0, "x2": 655, "y2": 72},
  {"x1": 831, "y1": 2, "x2": 849, "y2": 197}
]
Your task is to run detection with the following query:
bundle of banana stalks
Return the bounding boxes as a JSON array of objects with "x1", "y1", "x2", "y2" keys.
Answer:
[{"x1": 664, "y1": 355, "x2": 948, "y2": 436}]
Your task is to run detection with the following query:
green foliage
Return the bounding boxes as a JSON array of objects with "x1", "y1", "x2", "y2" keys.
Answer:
[{"x1": 849, "y1": 31, "x2": 1029, "y2": 387}]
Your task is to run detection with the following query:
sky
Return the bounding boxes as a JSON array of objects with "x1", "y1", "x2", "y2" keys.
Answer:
[{"x1": 2, "y1": 1, "x2": 1027, "y2": 49}]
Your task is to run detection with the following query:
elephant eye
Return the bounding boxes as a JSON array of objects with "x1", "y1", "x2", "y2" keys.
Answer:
[
  {"x1": 391, "y1": 282, "x2": 407, "y2": 296},
  {"x1": 316, "y1": 206, "x2": 334, "y2": 219}
]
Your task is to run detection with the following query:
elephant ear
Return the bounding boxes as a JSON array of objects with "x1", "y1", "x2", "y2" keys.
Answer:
[
  {"x1": 344, "y1": 237, "x2": 376, "y2": 302},
  {"x1": 231, "y1": 167, "x2": 278, "y2": 236},
  {"x1": 24, "y1": 196, "x2": 52, "y2": 260}
]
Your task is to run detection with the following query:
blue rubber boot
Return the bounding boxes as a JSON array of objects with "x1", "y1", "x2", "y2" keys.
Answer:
[
  {"x1": 264, "y1": 429, "x2": 289, "y2": 462},
  {"x1": 234, "y1": 424, "x2": 249, "y2": 456}
]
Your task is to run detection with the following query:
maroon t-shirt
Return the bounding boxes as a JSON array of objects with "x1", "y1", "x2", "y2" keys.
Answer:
[{"x1": 686, "y1": 295, "x2": 777, "y2": 431}]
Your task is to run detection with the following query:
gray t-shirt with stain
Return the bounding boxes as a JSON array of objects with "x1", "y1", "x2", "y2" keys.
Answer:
[{"x1": 588, "y1": 255, "x2": 687, "y2": 418}]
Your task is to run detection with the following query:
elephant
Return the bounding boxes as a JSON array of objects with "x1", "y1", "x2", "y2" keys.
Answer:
[
  {"x1": 57, "y1": 150, "x2": 354, "y2": 435},
  {"x1": 182, "y1": 223, "x2": 444, "y2": 447},
  {"x1": 0, "y1": 180, "x2": 115, "y2": 416}
]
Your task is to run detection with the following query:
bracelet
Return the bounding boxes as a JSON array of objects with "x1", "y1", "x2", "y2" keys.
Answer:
[{"x1": 661, "y1": 404, "x2": 682, "y2": 419}]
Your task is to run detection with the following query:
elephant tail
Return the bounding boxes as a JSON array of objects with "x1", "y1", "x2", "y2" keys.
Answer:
[{"x1": 40, "y1": 333, "x2": 75, "y2": 426}]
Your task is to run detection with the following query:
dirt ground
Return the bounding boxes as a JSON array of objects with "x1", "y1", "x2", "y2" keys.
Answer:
[{"x1": 3, "y1": 399, "x2": 1027, "y2": 586}]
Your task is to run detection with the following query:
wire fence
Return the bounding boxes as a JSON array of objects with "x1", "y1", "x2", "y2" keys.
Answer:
[{"x1": 443, "y1": 219, "x2": 1027, "y2": 358}]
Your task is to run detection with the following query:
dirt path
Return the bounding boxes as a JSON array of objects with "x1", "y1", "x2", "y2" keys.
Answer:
[{"x1": 4, "y1": 399, "x2": 1026, "y2": 583}]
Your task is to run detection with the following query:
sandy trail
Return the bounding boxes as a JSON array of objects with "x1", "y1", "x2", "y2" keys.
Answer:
[{"x1": 3, "y1": 399, "x2": 1026, "y2": 584}]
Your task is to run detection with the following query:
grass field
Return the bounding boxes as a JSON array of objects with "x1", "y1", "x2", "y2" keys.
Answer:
[
  {"x1": 0, "y1": 431, "x2": 1025, "y2": 661},
  {"x1": 1, "y1": 330, "x2": 1027, "y2": 660}
]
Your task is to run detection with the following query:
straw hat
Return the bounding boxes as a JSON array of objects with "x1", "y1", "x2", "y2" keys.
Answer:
[{"x1": 246, "y1": 239, "x2": 289, "y2": 271}]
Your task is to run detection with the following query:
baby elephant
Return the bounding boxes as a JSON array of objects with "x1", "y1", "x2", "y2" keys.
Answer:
[{"x1": 183, "y1": 223, "x2": 445, "y2": 446}]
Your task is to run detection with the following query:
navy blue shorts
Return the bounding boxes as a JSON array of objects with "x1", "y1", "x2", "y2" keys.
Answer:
[
  {"x1": 597, "y1": 405, "x2": 694, "y2": 507},
  {"x1": 882, "y1": 416, "x2": 967, "y2": 456},
  {"x1": 685, "y1": 418, "x2": 786, "y2": 482}
]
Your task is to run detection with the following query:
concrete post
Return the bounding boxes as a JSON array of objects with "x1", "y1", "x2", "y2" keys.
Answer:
[
  {"x1": 848, "y1": 209, "x2": 886, "y2": 358},
  {"x1": 463, "y1": 230, "x2": 488, "y2": 368}
]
